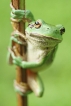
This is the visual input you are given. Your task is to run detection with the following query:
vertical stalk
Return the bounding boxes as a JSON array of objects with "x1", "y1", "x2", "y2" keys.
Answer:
[{"x1": 11, "y1": 0, "x2": 28, "y2": 106}]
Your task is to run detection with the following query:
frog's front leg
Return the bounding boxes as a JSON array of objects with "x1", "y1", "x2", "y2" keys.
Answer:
[
  {"x1": 10, "y1": 3, "x2": 35, "y2": 22},
  {"x1": 9, "y1": 48, "x2": 45, "y2": 69}
]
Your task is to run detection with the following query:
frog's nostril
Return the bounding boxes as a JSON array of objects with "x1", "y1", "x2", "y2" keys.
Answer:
[{"x1": 60, "y1": 27, "x2": 65, "y2": 35}]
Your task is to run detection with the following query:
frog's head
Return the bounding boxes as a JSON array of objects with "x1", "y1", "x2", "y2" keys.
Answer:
[{"x1": 26, "y1": 19, "x2": 65, "y2": 48}]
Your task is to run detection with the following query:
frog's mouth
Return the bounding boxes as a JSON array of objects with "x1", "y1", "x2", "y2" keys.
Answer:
[
  {"x1": 30, "y1": 33, "x2": 62, "y2": 43},
  {"x1": 28, "y1": 33, "x2": 62, "y2": 48}
]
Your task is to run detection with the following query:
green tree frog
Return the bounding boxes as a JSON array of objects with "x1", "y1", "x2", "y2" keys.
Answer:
[{"x1": 8, "y1": 6, "x2": 65, "y2": 97}]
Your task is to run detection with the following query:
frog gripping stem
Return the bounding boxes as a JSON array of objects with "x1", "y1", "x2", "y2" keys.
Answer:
[
  {"x1": 8, "y1": 0, "x2": 65, "y2": 105},
  {"x1": 9, "y1": 1, "x2": 44, "y2": 106}
]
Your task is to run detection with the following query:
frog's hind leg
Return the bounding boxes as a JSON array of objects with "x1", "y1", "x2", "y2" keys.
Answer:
[
  {"x1": 27, "y1": 69, "x2": 44, "y2": 97},
  {"x1": 13, "y1": 68, "x2": 44, "y2": 97}
]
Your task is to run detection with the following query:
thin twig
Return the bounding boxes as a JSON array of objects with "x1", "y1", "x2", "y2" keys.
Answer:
[{"x1": 11, "y1": 0, "x2": 28, "y2": 106}]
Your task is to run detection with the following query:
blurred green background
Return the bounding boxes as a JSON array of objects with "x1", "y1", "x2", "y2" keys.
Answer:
[{"x1": 0, "y1": 0, "x2": 71, "y2": 106}]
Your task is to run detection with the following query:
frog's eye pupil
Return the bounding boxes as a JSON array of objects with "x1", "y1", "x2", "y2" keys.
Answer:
[
  {"x1": 35, "y1": 21, "x2": 39, "y2": 25},
  {"x1": 35, "y1": 21, "x2": 41, "y2": 28}
]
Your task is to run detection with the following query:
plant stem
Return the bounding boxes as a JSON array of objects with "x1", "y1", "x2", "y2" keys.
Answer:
[{"x1": 11, "y1": 0, "x2": 28, "y2": 106}]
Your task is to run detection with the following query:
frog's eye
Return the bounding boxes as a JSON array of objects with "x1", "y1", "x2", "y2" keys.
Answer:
[{"x1": 34, "y1": 21, "x2": 41, "y2": 29}]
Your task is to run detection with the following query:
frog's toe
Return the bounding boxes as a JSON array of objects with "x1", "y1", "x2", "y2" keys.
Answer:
[
  {"x1": 13, "y1": 57, "x2": 22, "y2": 66},
  {"x1": 12, "y1": 57, "x2": 19, "y2": 65},
  {"x1": 13, "y1": 60, "x2": 17, "y2": 65},
  {"x1": 14, "y1": 80, "x2": 32, "y2": 96}
]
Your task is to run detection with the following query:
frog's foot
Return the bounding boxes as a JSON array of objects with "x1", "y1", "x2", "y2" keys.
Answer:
[
  {"x1": 10, "y1": 2, "x2": 27, "y2": 22},
  {"x1": 14, "y1": 80, "x2": 32, "y2": 96},
  {"x1": 10, "y1": 2, "x2": 35, "y2": 22},
  {"x1": 10, "y1": 3, "x2": 24, "y2": 22},
  {"x1": 11, "y1": 30, "x2": 27, "y2": 45}
]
